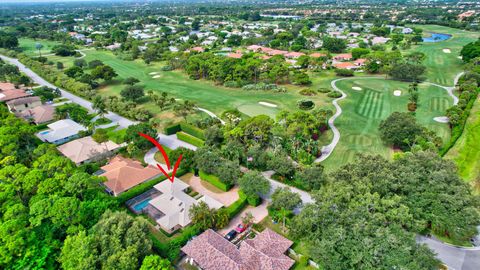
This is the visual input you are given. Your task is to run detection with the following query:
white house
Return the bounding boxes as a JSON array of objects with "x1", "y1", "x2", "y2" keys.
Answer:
[
  {"x1": 37, "y1": 119, "x2": 87, "y2": 145},
  {"x1": 148, "y1": 180, "x2": 223, "y2": 233}
]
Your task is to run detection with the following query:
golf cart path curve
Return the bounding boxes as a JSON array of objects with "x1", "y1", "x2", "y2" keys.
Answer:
[{"x1": 314, "y1": 73, "x2": 462, "y2": 163}]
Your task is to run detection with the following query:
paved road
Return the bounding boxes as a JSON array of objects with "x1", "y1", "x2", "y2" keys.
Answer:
[
  {"x1": 261, "y1": 171, "x2": 314, "y2": 205},
  {"x1": 144, "y1": 133, "x2": 197, "y2": 171},
  {"x1": 417, "y1": 236, "x2": 480, "y2": 270},
  {"x1": 0, "y1": 54, "x2": 136, "y2": 129}
]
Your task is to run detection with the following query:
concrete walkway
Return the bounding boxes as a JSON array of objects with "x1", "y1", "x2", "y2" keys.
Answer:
[{"x1": 0, "y1": 54, "x2": 136, "y2": 130}]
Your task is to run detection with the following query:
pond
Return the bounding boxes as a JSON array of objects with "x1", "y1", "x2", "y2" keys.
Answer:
[{"x1": 423, "y1": 32, "x2": 452, "y2": 43}]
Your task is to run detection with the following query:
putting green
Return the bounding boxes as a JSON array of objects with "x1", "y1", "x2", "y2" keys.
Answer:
[
  {"x1": 322, "y1": 77, "x2": 452, "y2": 171},
  {"x1": 237, "y1": 103, "x2": 279, "y2": 118}
]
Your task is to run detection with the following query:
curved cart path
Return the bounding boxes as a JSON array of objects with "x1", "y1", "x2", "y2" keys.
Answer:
[{"x1": 314, "y1": 74, "x2": 462, "y2": 163}]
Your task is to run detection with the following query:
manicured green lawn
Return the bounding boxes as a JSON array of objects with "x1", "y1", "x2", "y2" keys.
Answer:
[
  {"x1": 322, "y1": 77, "x2": 452, "y2": 171},
  {"x1": 80, "y1": 50, "x2": 331, "y2": 117},
  {"x1": 18, "y1": 38, "x2": 61, "y2": 57},
  {"x1": 407, "y1": 25, "x2": 480, "y2": 86},
  {"x1": 446, "y1": 96, "x2": 480, "y2": 187}
]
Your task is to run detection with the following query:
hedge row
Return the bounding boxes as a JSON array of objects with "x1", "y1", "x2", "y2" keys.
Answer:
[
  {"x1": 151, "y1": 225, "x2": 202, "y2": 262},
  {"x1": 180, "y1": 122, "x2": 205, "y2": 140},
  {"x1": 164, "y1": 124, "x2": 181, "y2": 135},
  {"x1": 225, "y1": 190, "x2": 248, "y2": 218},
  {"x1": 176, "y1": 131, "x2": 205, "y2": 147},
  {"x1": 199, "y1": 170, "x2": 232, "y2": 191},
  {"x1": 116, "y1": 168, "x2": 187, "y2": 204},
  {"x1": 440, "y1": 98, "x2": 476, "y2": 156}
]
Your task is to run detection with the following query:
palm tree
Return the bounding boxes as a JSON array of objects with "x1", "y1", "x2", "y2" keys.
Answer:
[{"x1": 92, "y1": 96, "x2": 108, "y2": 119}]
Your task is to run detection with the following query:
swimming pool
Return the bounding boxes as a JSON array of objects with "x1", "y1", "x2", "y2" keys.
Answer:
[
  {"x1": 133, "y1": 199, "x2": 151, "y2": 212},
  {"x1": 39, "y1": 130, "x2": 51, "y2": 135},
  {"x1": 423, "y1": 32, "x2": 452, "y2": 43}
]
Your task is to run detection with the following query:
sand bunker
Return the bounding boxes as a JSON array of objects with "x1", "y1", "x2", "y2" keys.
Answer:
[
  {"x1": 434, "y1": 116, "x2": 449, "y2": 123},
  {"x1": 393, "y1": 90, "x2": 402, "y2": 96},
  {"x1": 258, "y1": 101, "x2": 277, "y2": 108},
  {"x1": 352, "y1": 86, "x2": 362, "y2": 91},
  {"x1": 149, "y1": 72, "x2": 158, "y2": 75},
  {"x1": 443, "y1": 49, "x2": 451, "y2": 53},
  {"x1": 152, "y1": 75, "x2": 161, "y2": 78},
  {"x1": 458, "y1": 56, "x2": 463, "y2": 59}
]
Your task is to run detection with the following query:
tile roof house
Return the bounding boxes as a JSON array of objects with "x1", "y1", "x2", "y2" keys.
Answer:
[
  {"x1": 333, "y1": 62, "x2": 358, "y2": 70},
  {"x1": 6, "y1": 96, "x2": 42, "y2": 113},
  {"x1": 0, "y1": 83, "x2": 31, "y2": 102},
  {"x1": 148, "y1": 180, "x2": 223, "y2": 233},
  {"x1": 18, "y1": 104, "x2": 55, "y2": 124},
  {"x1": 57, "y1": 136, "x2": 121, "y2": 165},
  {"x1": 100, "y1": 156, "x2": 161, "y2": 196},
  {"x1": 284, "y1": 52, "x2": 305, "y2": 59},
  {"x1": 181, "y1": 229, "x2": 295, "y2": 270},
  {"x1": 310, "y1": 52, "x2": 327, "y2": 58},
  {"x1": 37, "y1": 119, "x2": 87, "y2": 145},
  {"x1": 227, "y1": 53, "x2": 243, "y2": 59},
  {"x1": 333, "y1": 53, "x2": 353, "y2": 61}
]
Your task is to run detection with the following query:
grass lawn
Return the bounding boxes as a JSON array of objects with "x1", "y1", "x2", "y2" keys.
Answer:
[
  {"x1": 445, "y1": 96, "x2": 480, "y2": 188},
  {"x1": 322, "y1": 77, "x2": 452, "y2": 171},
  {"x1": 18, "y1": 38, "x2": 61, "y2": 57},
  {"x1": 78, "y1": 50, "x2": 331, "y2": 117},
  {"x1": 407, "y1": 25, "x2": 480, "y2": 86}
]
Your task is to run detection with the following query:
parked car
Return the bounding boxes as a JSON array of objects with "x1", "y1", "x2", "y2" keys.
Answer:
[
  {"x1": 235, "y1": 223, "x2": 247, "y2": 233},
  {"x1": 225, "y1": 230, "x2": 238, "y2": 241}
]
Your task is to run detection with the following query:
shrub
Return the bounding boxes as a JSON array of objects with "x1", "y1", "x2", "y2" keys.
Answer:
[
  {"x1": 335, "y1": 68, "x2": 354, "y2": 77},
  {"x1": 327, "y1": 91, "x2": 342, "y2": 98},
  {"x1": 161, "y1": 65, "x2": 173, "y2": 71},
  {"x1": 247, "y1": 195, "x2": 261, "y2": 206},
  {"x1": 318, "y1": 87, "x2": 332, "y2": 93},
  {"x1": 224, "y1": 81, "x2": 241, "y2": 88},
  {"x1": 299, "y1": 88, "x2": 317, "y2": 96},
  {"x1": 180, "y1": 122, "x2": 205, "y2": 140},
  {"x1": 151, "y1": 225, "x2": 202, "y2": 261},
  {"x1": 176, "y1": 132, "x2": 205, "y2": 147},
  {"x1": 297, "y1": 99, "x2": 315, "y2": 110},
  {"x1": 164, "y1": 123, "x2": 181, "y2": 135},
  {"x1": 199, "y1": 170, "x2": 232, "y2": 191}
]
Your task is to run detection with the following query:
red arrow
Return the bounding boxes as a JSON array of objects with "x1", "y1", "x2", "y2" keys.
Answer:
[{"x1": 139, "y1": 132, "x2": 182, "y2": 183}]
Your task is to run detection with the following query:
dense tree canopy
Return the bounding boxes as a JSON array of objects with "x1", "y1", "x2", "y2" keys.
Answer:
[{"x1": 291, "y1": 152, "x2": 479, "y2": 270}]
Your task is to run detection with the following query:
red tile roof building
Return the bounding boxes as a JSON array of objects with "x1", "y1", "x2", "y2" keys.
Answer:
[
  {"x1": 227, "y1": 53, "x2": 243, "y2": 59},
  {"x1": 0, "y1": 82, "x2": 31, "y2": 102},
  {"x1": 181, "y1": 229, "x2": 294, "y2": 270},
  {"x1": 100, "y1": 156, "x2": 161, "y2": 196}
]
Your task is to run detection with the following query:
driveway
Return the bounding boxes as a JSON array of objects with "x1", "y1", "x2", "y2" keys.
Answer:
[
  {"x1": 180, "y1": 173, "x2": 239, "y2": 207},
  {"x1": 219, "y1": 200, "x2": 268, "y2": 236},
  {"x1": 261, "y1": 171, "x2": 314, "y2": 205},
  {"x1": 0, "y1": 54, "x2": 136, "y2": 130},
  {"x1": 417, "y1": 236, "x2": 480, "y2": 270}
]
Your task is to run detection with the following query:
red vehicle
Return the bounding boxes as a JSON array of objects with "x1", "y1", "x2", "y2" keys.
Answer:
[{"x1": 235, "y1": 223, "x2": 247, "y2": 233}]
